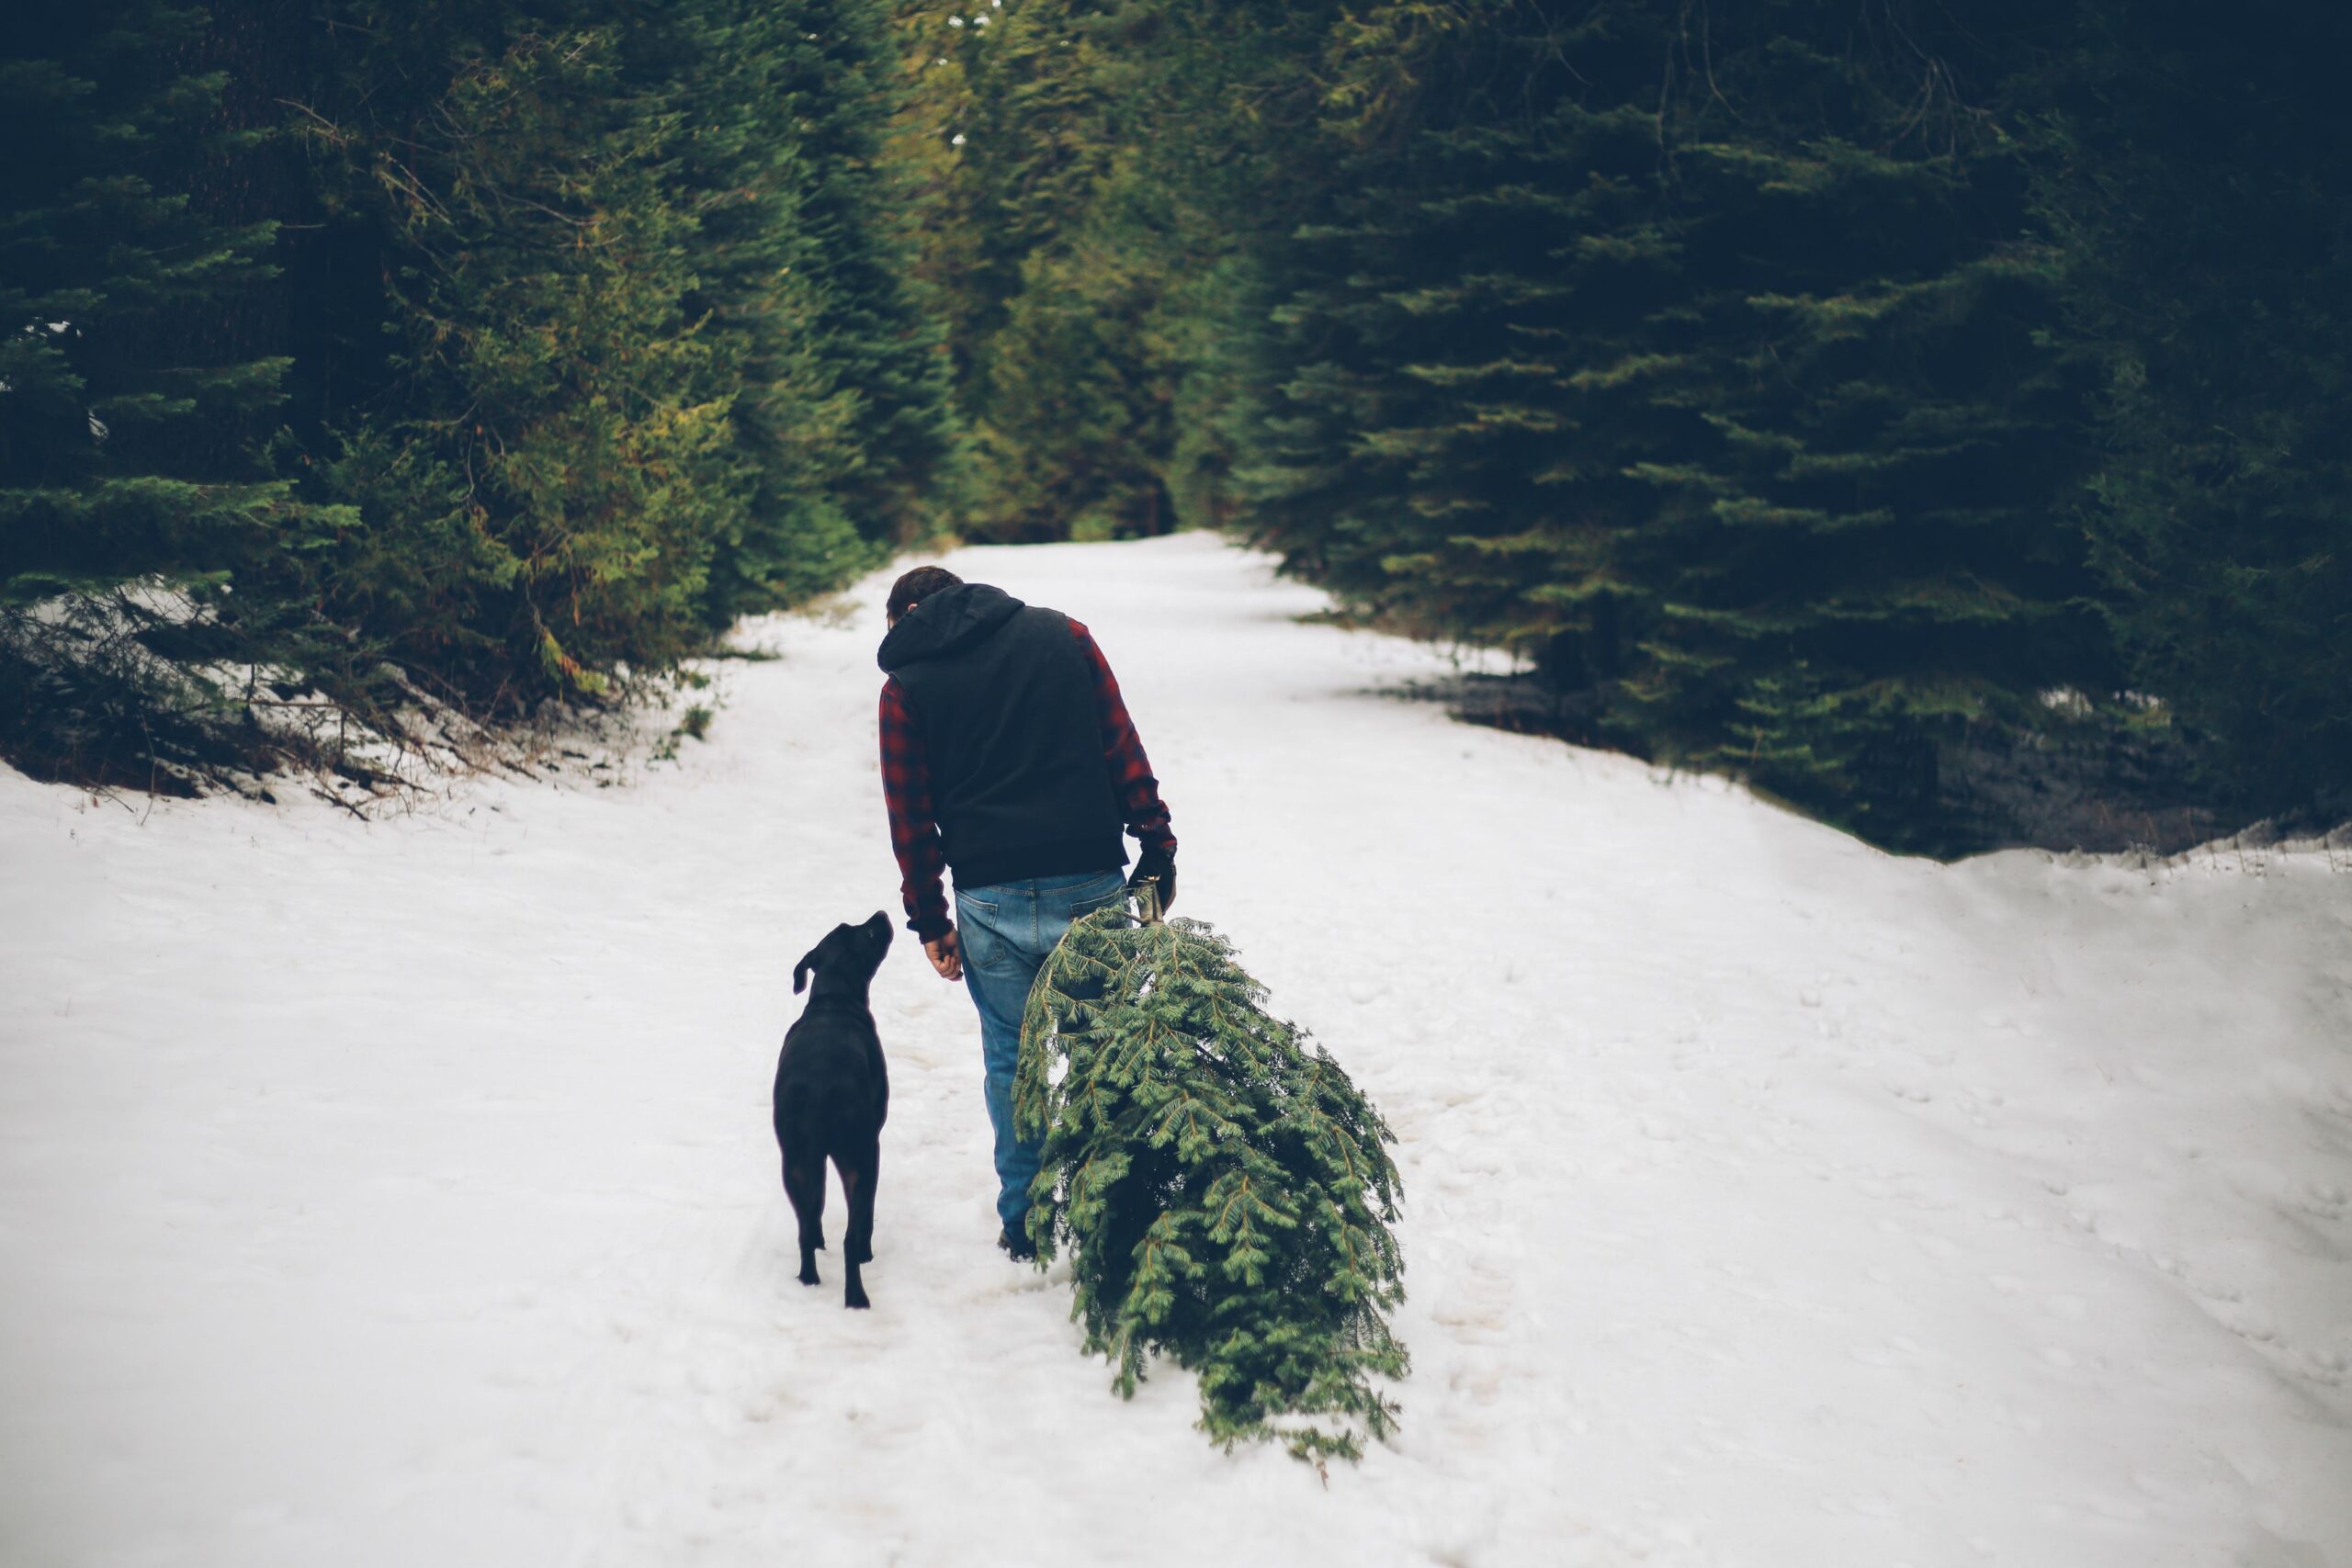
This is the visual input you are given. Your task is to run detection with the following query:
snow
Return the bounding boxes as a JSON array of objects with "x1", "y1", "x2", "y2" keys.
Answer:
[{"x1": 3, "y1": 533, "x2": 2348, "y2": 1568}]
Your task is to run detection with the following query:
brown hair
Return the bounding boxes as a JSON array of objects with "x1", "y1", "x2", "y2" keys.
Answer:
[{"x1": 887, "y1": 565, "x2": 963, "y2": 623}]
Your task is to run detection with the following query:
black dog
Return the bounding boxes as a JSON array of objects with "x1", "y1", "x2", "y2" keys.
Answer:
[{"x1": 773, "y1": 912, "x2": 893, "y2": 1309}]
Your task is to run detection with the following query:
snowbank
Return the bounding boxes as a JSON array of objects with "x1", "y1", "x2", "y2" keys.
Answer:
[{"x1": 3, "y1": 534, "x2": 2346, "y2": 1566}]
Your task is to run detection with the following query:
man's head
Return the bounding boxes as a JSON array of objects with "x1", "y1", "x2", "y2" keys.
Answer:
[{"x1": 887, "y1": 566, "x2": 964, "y2": 628}]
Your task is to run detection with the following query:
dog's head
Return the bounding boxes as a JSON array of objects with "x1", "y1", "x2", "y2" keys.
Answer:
[{"x1": 794, "y1": 911, "x2": 895, "y2": 995}]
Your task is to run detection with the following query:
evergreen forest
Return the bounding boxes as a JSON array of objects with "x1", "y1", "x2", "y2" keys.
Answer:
[{"x1": 6, "y1": 0, "x2": 2346, "y2": 848}]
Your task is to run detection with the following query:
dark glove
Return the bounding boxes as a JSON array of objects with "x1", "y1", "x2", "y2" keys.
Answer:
[{"x1": 1128, "y1": 847, "x2": 1176, "y2": 916}]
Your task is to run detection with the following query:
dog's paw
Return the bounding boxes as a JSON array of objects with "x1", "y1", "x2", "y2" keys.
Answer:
[
  {"x1": 797, "y1": 1267, "x2": 821, "y2": 1288},
  {"x1": 843, "y1": 1285, "x2": 871, "y2": 1311}
]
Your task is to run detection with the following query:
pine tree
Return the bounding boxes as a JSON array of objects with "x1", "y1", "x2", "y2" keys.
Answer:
[
  {"x1": 1238, "y1": 1, "x2": 2116, "y2": 843},
  {"x1": 0, "y1": 0, "x2": 345, "y2": 788},
  {"x1": 652, "y1": 0, "x2": 876, "y2": 626},
  {"x1": 751, "y1": 0, "x2": 956, "y2": 548},
  {"x1": 4, "y1": 0, "x2": 961, "y2": 790},
  {"x1": 910, "y1": 0, "x2": 1340, "y2": 543},
  {"x1": 2038, "y1": 0, "x2": 2352, "y2": 818},
  {"x1": 940, "y1": 0, "x2": 1119, "y2": 411},
  {"x1": 1015, "y1": 901, "x2": 1408, "y2": 1464},
  {"x1": 1243, "y1": 2, "x2": 1681, "y2": 699},
  {"x1": 969, "y1": 154, "x2": 1183, "y2": 542},
  {"x1": 628, "y1": 0, "x2": 960, "y2": 617},
  {"x1": 299, "y1": 0, "x2": 955, "y2": 705},
  {"x1": 937, "y1": 0, "x2": 1155, "y2": 541},
  {"x1": 1617, "y1": 7, "x2": 2110, "y2": 836},
  {"x1": 298, "y1": 11, "x2": 734, "y2": 705}
]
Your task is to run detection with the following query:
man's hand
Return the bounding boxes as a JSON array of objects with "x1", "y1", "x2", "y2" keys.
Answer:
[
  {"x1": 1129, "y1": 848, "x2": 1176, "y2": 916},
  {"x1": 923, "y1": 927, "x2": 963, "y2": 981}
]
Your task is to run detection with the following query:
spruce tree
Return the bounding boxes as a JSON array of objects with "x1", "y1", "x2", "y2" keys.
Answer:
[
  {"x1": 0, "y1": 0, "x2": 342, "y2": 787},
  {"x1": 652, "y1": 0, "x2": 875, "y2": 626},
  {"x1": 1239, "y1": 1, "x2": 2115, "y2": 843},
  {"x1": 752, "y1": 0, "x2": 956, "y2": 549},
  {"x1": 3, "y1": 0, "x2": 963, "y2": 790},
  {"x1": 970, "y1": 155, "x2": 1183, "y2": 541},
  {"x1": 299, "y1": 6, "x2": 737, "y2": 705},
  {"x1": 300, "y1": 0, "x2": 954, "y2": 703},
  {"x1": 1015, "y1": 901, "x2": 1408, "y2": 1464},
  {"x1": 1614, "y1": 6, "x2": 2110, "y2": 835},
  {"x1": 2038, "y1": 0, "x2": 2352, "y2": 818},
  {"x1": 1243, "y1": 2, "x2": 1682, "y2": 699},
  {"x1": 938, "y1": 0, "x2": 1118, "y2": 409},
  {"x1": 939, "y1": 0, "x2": 1155, "y2": 541},
  {"x1": 908, "y1": 0, "x2": 1329, "y2": 543}
]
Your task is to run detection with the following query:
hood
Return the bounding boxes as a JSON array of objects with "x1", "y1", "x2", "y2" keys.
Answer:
[{"x1": 876, "y1": 581, "x2": 1025, "y2": 673}]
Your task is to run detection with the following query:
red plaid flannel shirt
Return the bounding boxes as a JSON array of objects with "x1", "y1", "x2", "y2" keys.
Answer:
[{"x1": 879, "y1": 617, "x2": 1175, "y2": 941}]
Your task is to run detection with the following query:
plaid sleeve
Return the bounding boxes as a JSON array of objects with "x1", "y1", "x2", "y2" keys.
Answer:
[
  {"x1": 1066, "y1": 618, "x2": 1176, "y2": 858},
  {"x1": 878, "y1": 678, "x2": 952, "y2": 941}
]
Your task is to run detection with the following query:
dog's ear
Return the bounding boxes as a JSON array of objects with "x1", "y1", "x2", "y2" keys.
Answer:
[{"x1": 793, "y1": 945, "x2": 820, "y2": 994}]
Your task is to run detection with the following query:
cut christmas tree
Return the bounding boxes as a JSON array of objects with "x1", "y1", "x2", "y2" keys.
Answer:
[{"x1": 1013, "y1": 897, "x2": 1408, "y2": 1464}]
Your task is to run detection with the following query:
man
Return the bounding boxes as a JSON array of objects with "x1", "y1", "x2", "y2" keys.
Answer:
[{"x1": 876, "y1": 565, "x2": 1177, "y2": 1258}]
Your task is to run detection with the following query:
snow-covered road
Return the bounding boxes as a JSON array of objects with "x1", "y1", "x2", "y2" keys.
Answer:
[{"x1": 5, "y1": 534, "x2": 2349, "y2": 1567}]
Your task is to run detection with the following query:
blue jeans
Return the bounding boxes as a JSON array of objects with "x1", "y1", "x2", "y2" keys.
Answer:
[{"x1": 956, "y1": 868, "x2": 1130, "y2": 1234}]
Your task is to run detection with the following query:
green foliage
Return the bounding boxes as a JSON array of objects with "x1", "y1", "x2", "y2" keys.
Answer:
[
  {"x1": 657, "y1": 0, "x2": 884, "y2": 624},
  {"x1": 2, "y1": 0, "x2": 956, "y2": 790},
  {"x1": 969, "y1": 154, "x2": 1183, "y2": 540},
  {"x1": 305, "y1": 18, "x2": 733, "y2": 701},
  {"x1": 901, "y1": 0, "x2": 1344, "y2": 543},
  {"x1": 1241, "y1": 1, "x2": 2117, "y2": 842},
  {"x1": 922, "y1": 0, "x2": 1159, "y2": 541},
  {"x1": 709, "y1": 0, "x2": 955, "y2": 561},
  {"x1": 906, "y1": 0, "x2": 2344, "y2": 840},
  {"x1": 18, "y1": 0, "x2": 2339, "y2": 826},
  {"x1": 1015, "y1": 903, "x2": 1408, "y2": 1463},
  {"x1": 2035, "y1": 0, "x2": 2352, "y2": 818},
  {"x1": 1617, "y1": 17, "x2": 2114, "y2": 828},
  {"x1": 0, "y1": 1, "x2": 343, "y2": 787}
]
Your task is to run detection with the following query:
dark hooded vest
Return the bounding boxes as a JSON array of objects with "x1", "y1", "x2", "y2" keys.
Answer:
[{"x1": 877, "y1": 583, "x2": 1126, "y2": 889}]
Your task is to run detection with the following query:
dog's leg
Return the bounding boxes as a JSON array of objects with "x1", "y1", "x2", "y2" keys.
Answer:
[
  {"x1": 784, "y1": 1155, "x2": 825, "y2": 1287},
  {"x1": 846, "y1": 1143, "x2": 878, "y2": 1267},
  {"x1": 839, "y1": 1149, "x2": 875, "y2": 1310}
]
